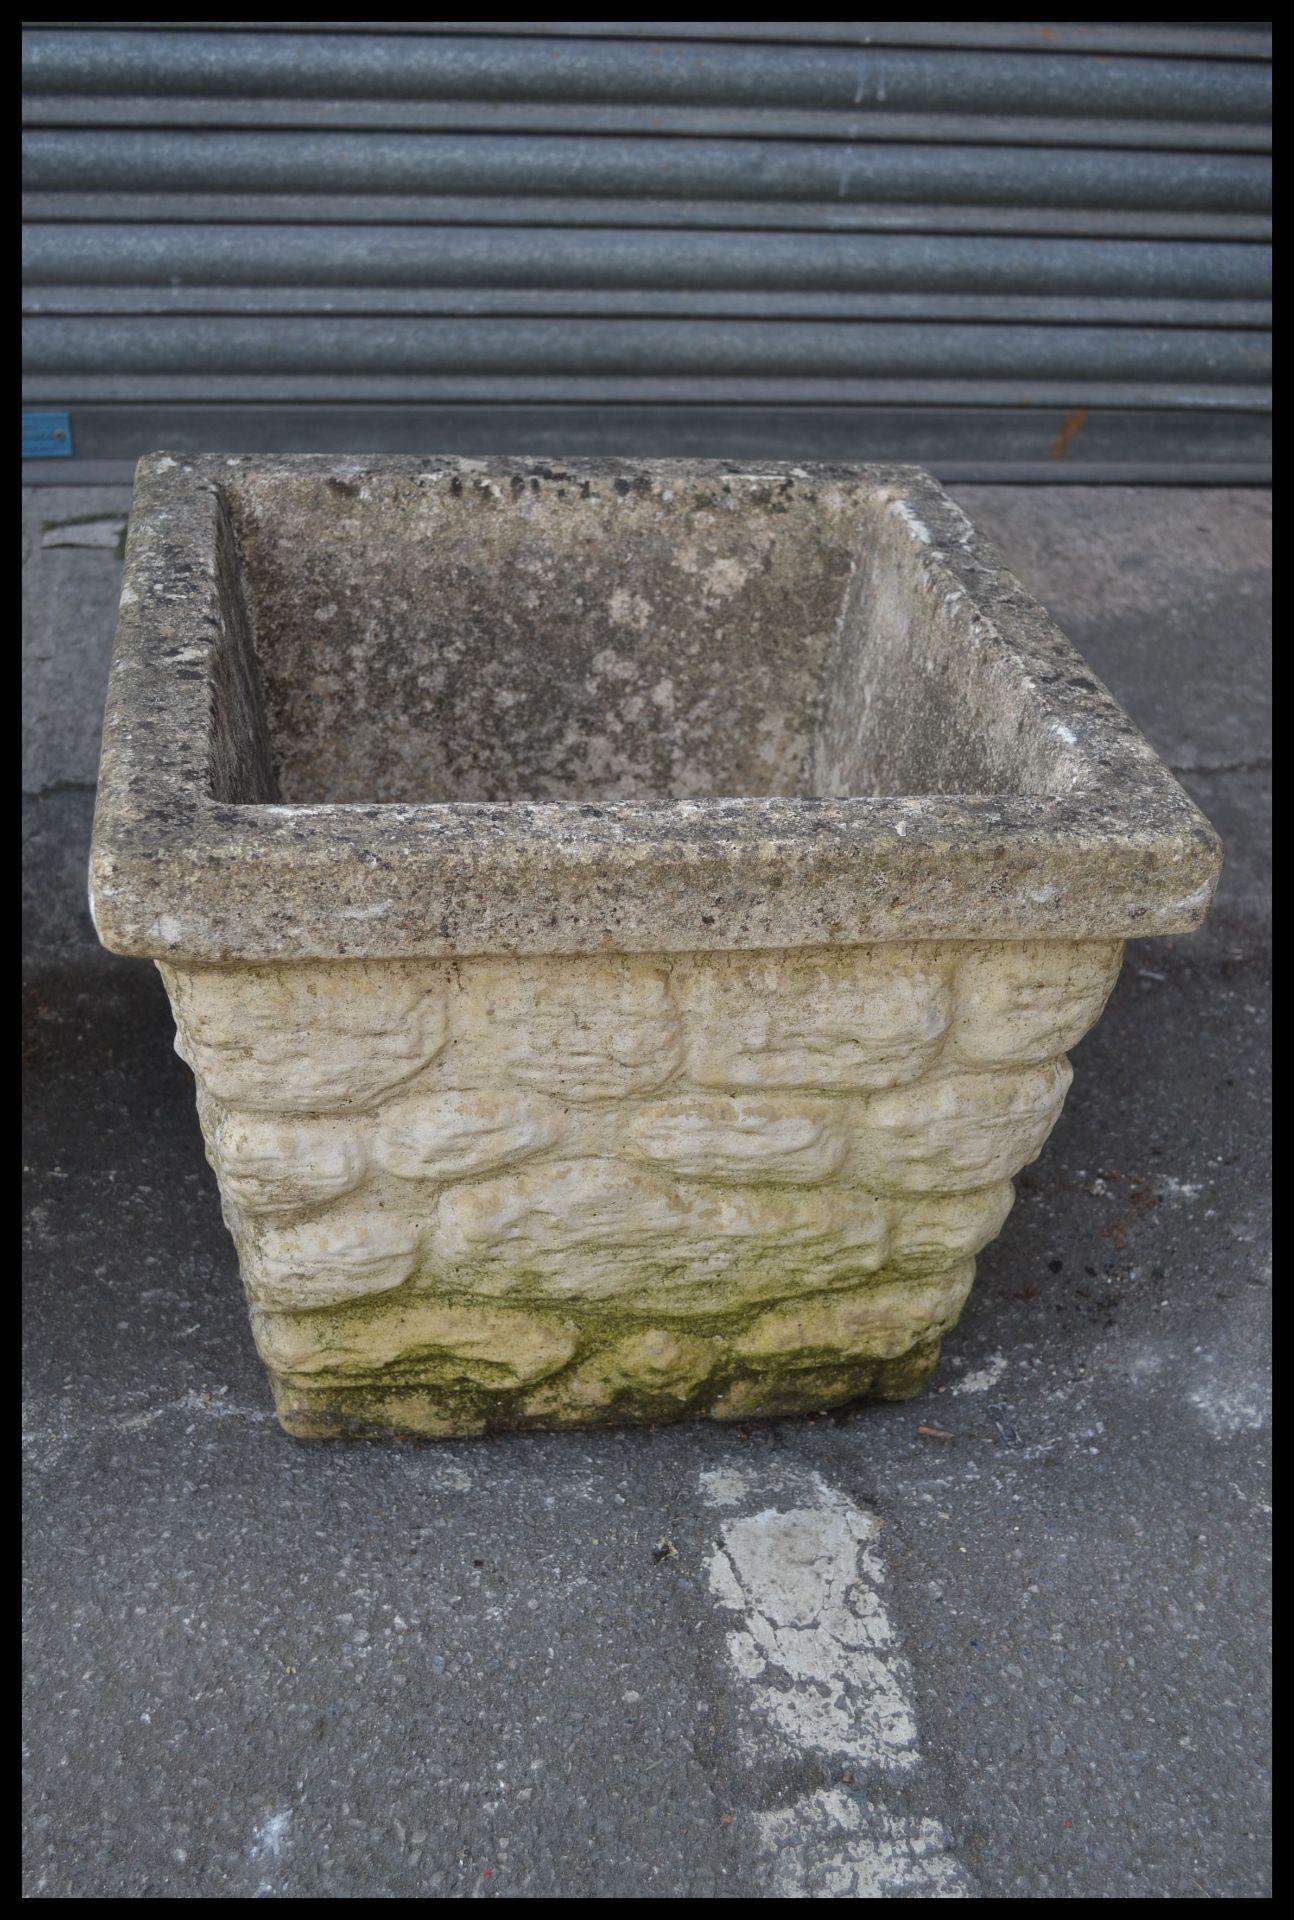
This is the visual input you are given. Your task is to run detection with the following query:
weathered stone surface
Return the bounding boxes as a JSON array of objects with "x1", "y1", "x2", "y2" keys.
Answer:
[
  {"x1": 87, "y1": 457, "x2": 1223, "y2": 1436},
  {"x1": 733, "y1": 1263, "x2": 976, "y2": 1366},
  {"x1": 163, "y1": 961, "x2": 447, "y2": 1111},
  {"x1": 235, "y1": 1208, "x2": 421, "y2": 1312},
  {"x1": 682, "y1": 949, "x2": 953, "y2": 1091},
  {"x1": 251, "y1": 1298, "x2": 578, "y2": 1390},
  {"x1": 950, "y1": 940, "x2": 1123, "y2": 1067},
  {"x1": 372, "y1": 1088, "x2": 563, "y2": 1182},
  {"x1": 452, "y1": 959, "x2": 684, "y2": 1100},
  {"x1": 432, "y1": 1156, "x2": 895, "y2": 1308},
  {"x1": 887, "y1": 1184, "x2": 1018, "y2": 1275},
  {"x1": 200, "y1": 1099, "x2": 366, "y2": 1212},
  {"x1": 90, "y1": 457, "x2": 1222, "y2": 963},
  {"x1": 624, "y1": 1094, "x2": 848, "y2": 1184},
  {"x1": 172, "y1": 942, "x2": 1106, "y2": 1427},
  {"x1": 854, "y1": 1061, "x2": 1073, "y2": 1193}
]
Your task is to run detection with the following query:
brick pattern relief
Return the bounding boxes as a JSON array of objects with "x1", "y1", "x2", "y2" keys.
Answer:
[{"x1": 161, "y1": 940, "x2": 1122, "y2": 1436}]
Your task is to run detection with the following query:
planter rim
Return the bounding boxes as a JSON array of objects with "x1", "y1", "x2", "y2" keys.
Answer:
[{"x1": 89, "y1": 453, "x2": 1221, "y2": 962}]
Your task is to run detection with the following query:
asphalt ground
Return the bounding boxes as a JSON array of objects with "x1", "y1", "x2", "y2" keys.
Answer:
[{"x1": 23, "y1": 483, "x2": 1271, "y2": 1898}]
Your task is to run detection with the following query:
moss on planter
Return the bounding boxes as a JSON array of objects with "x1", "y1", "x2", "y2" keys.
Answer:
[{"x1": 268, "y1": 1335, "x2": 946, "y2": 1440}]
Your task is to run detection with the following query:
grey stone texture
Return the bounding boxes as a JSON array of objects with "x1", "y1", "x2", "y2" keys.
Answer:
[{"x1": 89, "y1": 457, "x2": 1219, "y2": 959}]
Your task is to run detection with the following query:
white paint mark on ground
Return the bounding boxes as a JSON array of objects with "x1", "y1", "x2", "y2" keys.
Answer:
[
  {"x1": 22, "y1": 1390, "x2": 276, "y2": 1470},
  {"x1": 1187, "y1": 1373, "x2": 1270, "y2": 1439},
  {"x1": 759, "y1": 1792, "x2": 971, "y2": 1898},
  {"x1": 706, "y1": 1478, "x2": 917, "y2": 1765},
  {"x1": 701, "y1": 1465, "x2": 970, "y2": 1897},
  {"x1": 250, "y1": 1810, "x2": 293, "y2": 1897},
  {"x1": 250, "y1": 1811, "x2": 292, "y2": 1862},
  {"x1": 951, "y1": 1352, "x2": 1008, "y2": 1397},
  {"x1": 699, "y1": 1466, "x2": 760, "y2": 1509}
]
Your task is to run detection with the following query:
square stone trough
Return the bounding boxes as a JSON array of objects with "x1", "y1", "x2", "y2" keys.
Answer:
[{"x1": 89, "y1": 456, "x2": 1222, "y2": 1439}]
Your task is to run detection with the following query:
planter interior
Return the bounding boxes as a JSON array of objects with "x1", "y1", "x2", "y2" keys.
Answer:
[
  {"x1": 216, "y1": 461, "x2": 1071, "y2": 810},
  {"x1": 90, "y1": 457, "x2": 1222, "y2": 1438}
]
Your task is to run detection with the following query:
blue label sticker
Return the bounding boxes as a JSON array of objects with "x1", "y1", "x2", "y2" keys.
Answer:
[{"x1": 23, "y1": 412, "x2": 74, "y2": 458}]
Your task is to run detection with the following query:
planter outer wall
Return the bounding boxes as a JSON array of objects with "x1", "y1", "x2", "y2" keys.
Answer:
[{"x1": 162, "y1": 940, "x2": 1124, "y2": 1435}]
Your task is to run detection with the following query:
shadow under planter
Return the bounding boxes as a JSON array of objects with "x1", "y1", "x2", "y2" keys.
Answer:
[{"x1": 89, "y1": 455, "x2": 1222, "y2": 1438}]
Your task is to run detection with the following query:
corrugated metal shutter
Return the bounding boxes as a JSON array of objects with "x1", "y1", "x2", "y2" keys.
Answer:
[{"x1": 22, "y1": 20, "x2": 1272, "y2": 482}]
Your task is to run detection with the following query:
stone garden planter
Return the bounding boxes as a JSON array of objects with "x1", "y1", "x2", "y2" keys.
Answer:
[{"x1": 90, "y1": 455, "x2": 1221, "y2": 1438}]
